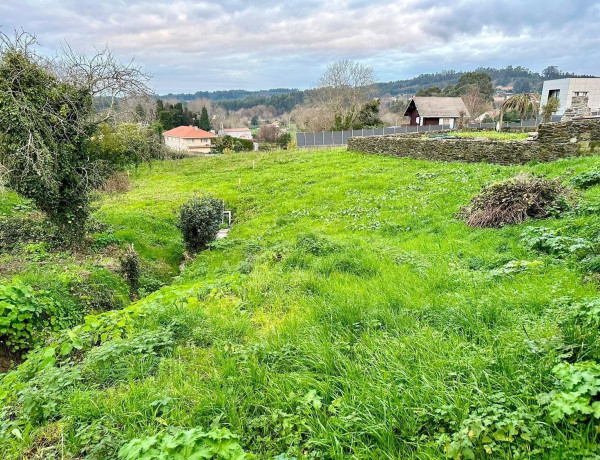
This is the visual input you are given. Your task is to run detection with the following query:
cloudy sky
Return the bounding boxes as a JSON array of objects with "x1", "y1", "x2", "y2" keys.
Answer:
[{"x1": 1, "y1": 0, "x2": 599, "y2": 94}]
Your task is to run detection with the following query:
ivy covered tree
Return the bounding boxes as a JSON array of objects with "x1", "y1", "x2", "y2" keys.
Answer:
[
  {"x1": 0, "y1": 31, "x2": 150, "y2": 240},
  {"x1": 198, "y1": 106, "x2": 211, "y2": 131}
]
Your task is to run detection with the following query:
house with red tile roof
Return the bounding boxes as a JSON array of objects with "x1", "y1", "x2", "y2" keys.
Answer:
[{"x1": 162, "y1": 126, "x2": 217, "y2": 154}]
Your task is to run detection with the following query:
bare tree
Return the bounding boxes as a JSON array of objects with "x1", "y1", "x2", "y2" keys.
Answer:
[
  {"x1": 256, "y1": 124, "x2": 281, "y2": 143},
  {"x1": 461, "y1": 86, "x2": 490, "y2": 119},
  {"x1": 54, "y1": 43, "x2": 152, "y2": 123},
  {"x1": 299, "y1": 60, "x2": 378, "y2": 131}
]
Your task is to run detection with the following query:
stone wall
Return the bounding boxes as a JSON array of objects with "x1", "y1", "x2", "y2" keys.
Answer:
[
  {"x1": 561, "y1": 95, "x2": 592, "y2": 122},
  {"x1": 347, "y1": 119, "x2": 600, "y2": 165}
]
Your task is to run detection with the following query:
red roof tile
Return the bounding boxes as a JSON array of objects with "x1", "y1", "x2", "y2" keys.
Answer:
[{"x1": 162, "y1": 126, "x2": 216, "y2": 138}]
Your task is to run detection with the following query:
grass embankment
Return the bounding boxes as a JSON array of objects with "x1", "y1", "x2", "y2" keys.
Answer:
[
  {"x1": 453, "y1": 131, "x2": 530, "y2": 141},
  {"x1": 2, "y1": 148, "x2": 600, "y2": 458}
]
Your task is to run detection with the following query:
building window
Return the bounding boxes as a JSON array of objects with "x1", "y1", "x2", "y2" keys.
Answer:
[
  {"x1": 548, "y1": 89, "x2": 560, "y2": 99},
  {"x1": 575, "y1": 91, "x2": 588, "y2": 97}
]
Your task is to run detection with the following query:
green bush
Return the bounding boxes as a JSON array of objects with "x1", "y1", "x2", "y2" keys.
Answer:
[
  {"x1": 0, "y1": 213, "x2": 60, "y2": 251},
  {"x1": 277, "y1": 133, "x2": 292, "y2": 149},
  {"x1": 89, "y1": 123, "x2": 165, "y2": 172},
  {"x1": 542, "y1": 361, "x2": 600, "y2": 423},
  {"x1": 214, "y1": 135, "x2": 253, "y2": 152},
  {"x1": 0, "y1": 282, "x2": 65, "y2": 351},
  {"x1": 177, "y1": 197, "x2": 224, "y2": 253},
  {"x1": 69, "y1": 269, "x2": 130, "y2": 313}
]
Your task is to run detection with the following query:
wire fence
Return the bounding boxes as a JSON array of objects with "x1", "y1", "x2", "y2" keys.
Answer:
[{"x1": 295, "y1": 116, "x2": 564, "y2": 148}]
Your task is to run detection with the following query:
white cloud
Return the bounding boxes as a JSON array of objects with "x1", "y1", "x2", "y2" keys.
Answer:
[{"x1": 1, "y1": 0, "x2": 598, "y2": 92}]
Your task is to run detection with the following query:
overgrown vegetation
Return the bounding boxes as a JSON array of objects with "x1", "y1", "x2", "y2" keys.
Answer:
[
  {"x1": 0, "y1": 31, "x2": 150, "y2": 240},
  {"x1": 2, "y1": 147, "x2": 600, "y2": 458},
  {"x1": 460, "y1": 173, "x2": 572, "y2": 228}
]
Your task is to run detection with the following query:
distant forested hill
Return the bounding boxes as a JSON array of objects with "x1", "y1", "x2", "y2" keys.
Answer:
[
  {"x1": 161, "y1": 88, "x2": 298, "y2": 102},
  {"x1": 160, "y1": 66, "x2": 596, "y2": 111}
]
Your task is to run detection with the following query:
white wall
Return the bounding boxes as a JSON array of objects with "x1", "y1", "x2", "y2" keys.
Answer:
[
  {"x1": 164, "y1": 136, "x2": 212, "y2": 152},
  {"x1": 540, "y1": 78, "x2": 600, "y2": 115}
]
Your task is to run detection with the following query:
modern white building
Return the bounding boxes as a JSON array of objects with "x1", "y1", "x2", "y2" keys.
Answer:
[
  {"x1": 540, "y1": 78, "x2": 600, "y2": 117},
  {"x1": 219, "y1": 128, "x2": 253, "y2": 140},
  {"x1": 162, "y1": 126, "x2": 217, "y2": 154}
]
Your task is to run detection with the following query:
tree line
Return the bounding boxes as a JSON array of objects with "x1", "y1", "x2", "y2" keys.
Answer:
[
  {"x1": 155, "y1": 100, "x2": 211, "y2": 131},
  {"x1": 161, "y1": 65, "x2": 596, "y2": 119}
]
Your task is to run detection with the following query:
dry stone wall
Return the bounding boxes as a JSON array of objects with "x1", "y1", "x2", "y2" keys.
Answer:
[{"x1": 348, "y1": 119, "x2": 600, "y2": 165}]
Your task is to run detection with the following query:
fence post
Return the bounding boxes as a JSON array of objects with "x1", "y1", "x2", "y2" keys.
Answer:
[{"x1": 362, "y1": 128, "x2": 364, "y2": 137}]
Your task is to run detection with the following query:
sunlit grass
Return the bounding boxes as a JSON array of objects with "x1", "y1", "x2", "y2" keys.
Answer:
[
  {"x1": 3, "y1": 147, "x2": 600, "y2": 458},
  {"x1": 453, "y1": 130, "x2": 530, "y2": 141}
]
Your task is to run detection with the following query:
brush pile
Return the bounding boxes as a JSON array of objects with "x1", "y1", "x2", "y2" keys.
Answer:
[{"x1": 460, "y1": 173, "x2": 572, "y2": 228}]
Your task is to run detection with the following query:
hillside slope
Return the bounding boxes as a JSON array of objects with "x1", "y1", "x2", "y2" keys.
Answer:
[{"x1": 2, "y1": 148, "x2": 600, "y2": 458}]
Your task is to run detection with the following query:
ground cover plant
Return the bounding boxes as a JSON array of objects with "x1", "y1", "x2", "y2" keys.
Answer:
[{"x1": 1, "y1": 147, "x2": 600, "y2": 458}]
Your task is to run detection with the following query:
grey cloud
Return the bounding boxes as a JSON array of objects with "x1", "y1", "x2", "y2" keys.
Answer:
[{"x1": 1, "y1": 0, "x2": 598, "y2": 92}]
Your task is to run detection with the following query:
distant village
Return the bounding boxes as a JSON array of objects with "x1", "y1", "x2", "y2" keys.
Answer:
[{"x1": 159, "y1": 74, "x2": 600, "y2": 155}]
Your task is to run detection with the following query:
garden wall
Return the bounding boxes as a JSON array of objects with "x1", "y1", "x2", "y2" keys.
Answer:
[{"x1": 348, "y1": 119, "x2": 600, "y2": 165}]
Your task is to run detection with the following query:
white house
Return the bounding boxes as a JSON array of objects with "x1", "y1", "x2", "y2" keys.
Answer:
[
  {"x1": 540, "y1": 78, "x2": 600, "y2": 119},
  {"x1": 219, "y1": 128, "x2": 253, "y2": 140},
  {"x1": 162, "y1": 126, "x2": 217, "y2": 154}
]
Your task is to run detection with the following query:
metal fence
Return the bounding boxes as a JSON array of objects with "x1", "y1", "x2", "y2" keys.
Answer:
[
  {"x1": 296, "y1": 124, "x2": 452, "y2": 148},
  {"x1": 296, "y1": 117, "x2": 565, "y2": 148}
]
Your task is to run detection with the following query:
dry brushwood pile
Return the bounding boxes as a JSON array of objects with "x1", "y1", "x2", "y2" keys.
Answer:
[{"x1": 460, "y1": 173, "x2": 572, "y2": 228}]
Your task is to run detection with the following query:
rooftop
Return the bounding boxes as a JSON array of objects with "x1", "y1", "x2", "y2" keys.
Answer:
[
  {"x1": 162, "y1": 126, "x2": 217, "y2": 138},
  {"x1": 405, "y1": 97, "x2": 470, "y2": 118}
]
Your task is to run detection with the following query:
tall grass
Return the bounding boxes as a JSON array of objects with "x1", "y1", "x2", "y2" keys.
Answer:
[{"x1": 2, "y1": 148, "x2": 600, "y2": 458}]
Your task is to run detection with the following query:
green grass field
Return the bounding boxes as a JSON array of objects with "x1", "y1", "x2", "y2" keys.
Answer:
[
  {"x1": 453, "y1": 131, "x2": 529, "y2": 141},
  {"x1": 2, "y1": 147, "x2": 600, "y2": 458}
]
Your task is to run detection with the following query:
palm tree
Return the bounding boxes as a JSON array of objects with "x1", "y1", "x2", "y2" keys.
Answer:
[{"x1": 499, "y1": 93, "x2": 540, "y2": 131}]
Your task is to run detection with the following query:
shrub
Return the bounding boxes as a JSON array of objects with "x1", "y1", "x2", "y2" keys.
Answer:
[
  {"x1": 90, "y1": 123, "x2": 165, "y2": 172},
  {"x1": 0, "y1": 282, "x2": 65, "y2": 351},
  {"x1": 277, "y1": 132, "x2": 292, "y2": 149},
  {"x1": 0, "y1": 213, "x2": 53, "y2": 251},
  {"x1": 120, "y1": 244, "x2": 140, "y2": 299},
  {"x1": 569, "y1": 170, "x2": 600, "y2": 189},
  {"x1": 459, "y1": 173, "x2": 572, "y2": 228},
  {"x1": 69, "y1": 269, "x2": 130, "y2": 313},
  {"x1": 214, "y1": 135, "x2": 253, "y2": 152},
  {"x1": 177, "y1": 197, "x2": 224, "y2": 253}
]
